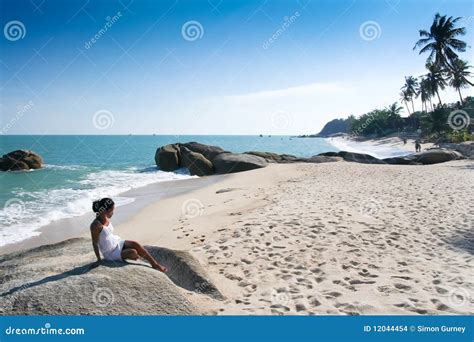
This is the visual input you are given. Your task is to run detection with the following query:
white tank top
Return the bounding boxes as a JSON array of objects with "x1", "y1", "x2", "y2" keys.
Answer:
[{"x1": 98, "y1": 221, "x2": 121, "y2": 256}]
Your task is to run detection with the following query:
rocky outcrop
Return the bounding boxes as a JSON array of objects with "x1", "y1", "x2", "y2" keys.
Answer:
[
  {"x1": 180, "y1": 147, "x2": 214, "y2": 176},
  {"x1": 401, "y1": 149, "x2": 464, "y2": 165},
  {"x1": 318, "y1": 151, "x2": 384, "y2": 164},
  {"x1": 245, "y1": 151, "x2": 312, "y2": 163},
  {"x1": 154, "y1": 142, "x2": 268, "y2": 176},
  {"x1": 0, "y1": 150, "x2": 43, "y2": 171},
  {"x1": 146, "y1": 245, "x2": 223, "y2": 300},
  {"x1": 382, "y1": 156, "x2": 419, "y2": 165},
  {"x1": 319, "y1": 149, "x2": 465, "y2": 165},
  {"x1": 154, "y1": 144, "x2": 180, "y2": 171},
  {"x1": 180, "y1": 142, "x2": 228, "y2": 161},
  {"x1": 213, "y1": 153, "x2": 268, "y2": 174},
  {"x1": 439, "y1": 141, "x2": 474, "y2": 159},
  {"x1": 307, "y1": 155, "x2": 343, "y2": 163},
  {"x1": 245, "y1": 151, "x2": 284, "y2": 163},
  {"x1": 0, "y1": 238, "x2": 221, "y2": 315},
  {"x1": 155, "y1": 143, "x2": 465, "y2": 176},
  {"x1": 313, "y1": 118, "x2": 350, "y2": 137}
]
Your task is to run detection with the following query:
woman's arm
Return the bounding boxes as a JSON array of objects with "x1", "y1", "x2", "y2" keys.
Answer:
[{"x1": 90, "y1": 222, "x2": 102, "y2": 262}]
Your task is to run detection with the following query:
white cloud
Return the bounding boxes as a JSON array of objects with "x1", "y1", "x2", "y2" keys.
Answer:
[{"x1": 211, "y1": 82, "x2": 347, "y2": 103}]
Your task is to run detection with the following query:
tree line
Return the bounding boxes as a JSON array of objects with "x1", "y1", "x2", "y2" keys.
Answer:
[{"x1": 348, "y1": 13, "x2": 473, "y2": 143}]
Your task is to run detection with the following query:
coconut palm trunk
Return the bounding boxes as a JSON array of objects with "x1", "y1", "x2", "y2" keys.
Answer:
[
  {"x1": 457, "y1": 88, "x2": 464, "y2": 105},
  {"x1": 435, "y1": 90, "x2": 442, "y2": 106}
]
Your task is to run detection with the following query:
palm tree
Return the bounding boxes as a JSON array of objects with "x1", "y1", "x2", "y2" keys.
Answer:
[
  {"x1": 400, "y1": 90, "x2": 411, "y2": 114},
  {"x1": 385, "y1": 102, "x2": 403, "y2": 116},
  {"x1": 413, "y1": 13, "x2": 470, "y2": 85},
  {"x1": 424, "y1": 62, "x2": 447, "y2": 106},
  {"x1": 385, "y1": 102, "x2": 403, "y2": 130},
  {"x1": 448, "y1": 59, "x2": 473, "y2": 104},
  {"x1": 418, "y1": 77, "x2": 433, "y2": 112},
  {"x1": 401, "y1": 76, "x2": 419, "y2": 113}
]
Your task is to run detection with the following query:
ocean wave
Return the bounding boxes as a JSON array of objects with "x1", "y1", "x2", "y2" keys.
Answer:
[
  {"x1": 328, "y1": 137, "x2": 411, "y2": 159},
  {"x1": 0, "y1": 167, "x2": 196, "y2": 247},
  {"x1": 43, "y1": 164, "x2": 89, "y2": 171}
]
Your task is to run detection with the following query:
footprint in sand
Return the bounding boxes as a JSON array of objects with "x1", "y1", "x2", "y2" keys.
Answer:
[{"x1": 394, "y1": 283, "x2": 412, "y2": 291}]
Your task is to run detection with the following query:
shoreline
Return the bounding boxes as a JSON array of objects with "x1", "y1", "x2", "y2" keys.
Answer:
[
  {"x1": 0, "y1": 135, "x2": 459, "y2": 254},
  {"x1": 0, "y1": 174, "x2": 225, "y2": 255},
  {"x1": 1, "y1": 138, "x2": 473, "y2": 315},
  {"x1": 328, "y1": 136, "x2": 434, "y2": 159},
  {"x1": 2, "y1": 159, "x2": 472, "y2": 314}
]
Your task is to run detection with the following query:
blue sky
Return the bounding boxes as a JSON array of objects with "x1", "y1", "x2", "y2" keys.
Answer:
[{"x1": 0, "y1": 0, "x2": 473, "y2": 135}]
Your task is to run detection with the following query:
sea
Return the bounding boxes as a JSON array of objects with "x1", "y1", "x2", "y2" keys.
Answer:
[{"x1": 0, "y1": 135, "x2": 409, "y2": 247}]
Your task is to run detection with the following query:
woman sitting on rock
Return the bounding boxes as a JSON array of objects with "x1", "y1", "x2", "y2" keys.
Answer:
[{"x1": 90, "y1": 198, "x2": 167, "y2": 272}]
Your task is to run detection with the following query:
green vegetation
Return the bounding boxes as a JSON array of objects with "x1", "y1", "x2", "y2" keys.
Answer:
[{"x1": 347, "y1": 13, "x2": 473, "y2": 143}]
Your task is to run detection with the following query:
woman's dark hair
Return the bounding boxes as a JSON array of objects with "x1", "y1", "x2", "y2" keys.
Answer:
[{"x1": 92, "y1": 198, "x2": 115, "y2": 215}]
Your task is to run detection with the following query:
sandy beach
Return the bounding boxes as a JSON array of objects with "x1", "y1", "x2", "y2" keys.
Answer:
[
  {"x1": 106, "y1": 157, "x2": 473, "y2": 315},
  {"x1": 329, "y1": 136, "x2": 435, "y2": 158},
  {"x1": 1, "y1": 138, "x2": 473, "y2": 316},
  {"x1": 362, "y1": 136, "x2": 435, "y2": 153}
]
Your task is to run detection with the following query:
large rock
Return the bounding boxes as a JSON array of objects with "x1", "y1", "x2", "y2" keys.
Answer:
[
  {"x1": 338, "y1": 151, "x2": 384, "y2": 164},
  {"x1": 155, "y1": 144, "x2": 180, "y2": 171},
  {"x1": 180, "y1": 147, "x2": 214, "y2": 176},
  {"x1": 180, "y1": 142, "x2": 228, "y2": 161},
  {"x1": 0, "y1": 150, "x2": 43, "y2": 171},
  {"x1": 319, "y1": 151, "x2": 384, "y2": 164},
  {"x1": 307, "y1": 155, "x2": 343, "y2": 163},
  {"x1": 439, "y1": 142, "x2": 474, "y2": 159},
  {"x1": 155, "y1": 142, "x2": 466, "y2": 177},
  {"x1": 213, "y1": 153, "x2": 268, "y2": 174},
  {"x1": 245, "y1": 151, "x2": 283, "y2": 163},
  {"x1": 245, "y1": 151, "x2": 308, "y2": 163},
  {"x1": 0, "y1": 238, "x2": 221, "y2": 315},
  {"x1": 382, "y1": 156, "x2": 421, "y2": 165},
  {"x1": 404, "y1": 149, "x2": 464, "y2": 165}
]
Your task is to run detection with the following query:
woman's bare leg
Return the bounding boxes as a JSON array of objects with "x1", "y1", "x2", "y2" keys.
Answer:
[
  {"x1": 121, "y1": 248, "x2": 139, "y2": 261},
  {"x1": 123, "y1": 240, "x2": 167, "y2": 272}
]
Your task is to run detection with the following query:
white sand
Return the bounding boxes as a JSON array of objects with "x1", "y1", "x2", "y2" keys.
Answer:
[
  {"x1": 363, "y1": 136, "x2": 435, "y2": 153},
  {"x1": 115, "y1": 159, "x2": 474, "y2": 315},
  {"x1": 329, "y1": 136, "x2": 434, "y2": 158}
]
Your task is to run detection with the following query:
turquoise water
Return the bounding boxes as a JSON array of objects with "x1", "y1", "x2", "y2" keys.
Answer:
[{"x1": 0, "y1": 135, "x2": 336, "y2": 246}]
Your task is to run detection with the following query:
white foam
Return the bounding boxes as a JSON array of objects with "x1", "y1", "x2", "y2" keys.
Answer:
[
  {"x1": 0, "y1": 167, "x2": 196, "y2": 247},
  {"x1": 328, "y1": 137, "x2": 410, "y2": 159}
]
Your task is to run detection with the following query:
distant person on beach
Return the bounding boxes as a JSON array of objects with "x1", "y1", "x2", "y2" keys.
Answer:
[
  {"x1": 90, "y1": 198, "x2": 167, "y2": 272},
  {"x1": 403, "y1": 138, "x2": 407, "y2": 145},
  {"x1": 415, "y1": 139, "x2": 421, "y2": 152}
]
